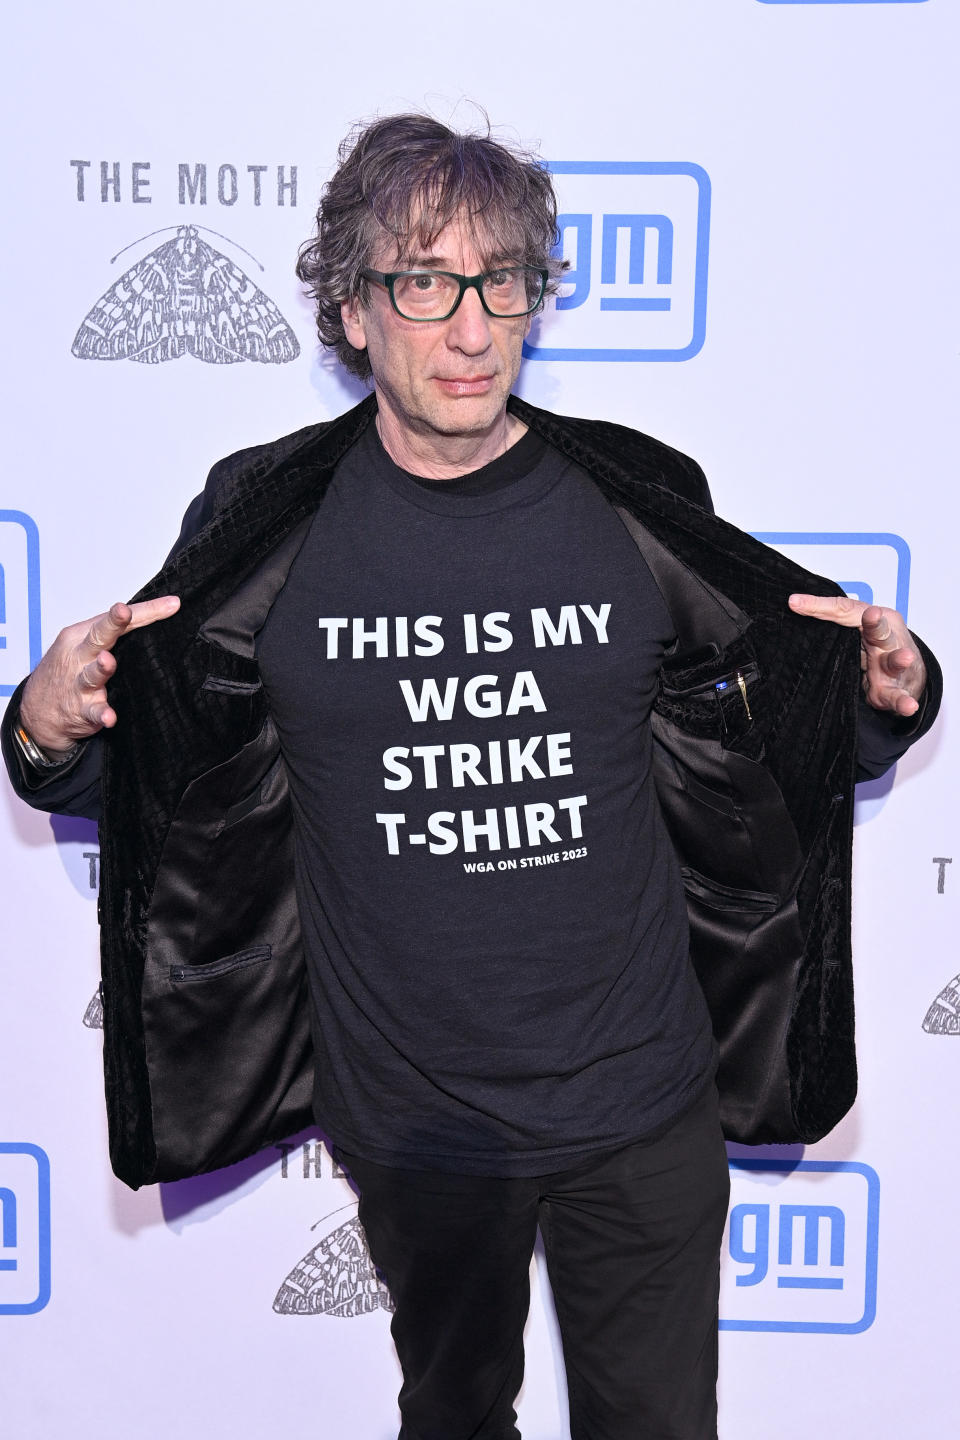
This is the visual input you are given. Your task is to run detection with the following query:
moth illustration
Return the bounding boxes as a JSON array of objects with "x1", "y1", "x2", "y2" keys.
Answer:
[
  {"x1": 273, "y1": 1208, "x2": 394, "y2": 1318},
  {"x1": 72, "y1": 225, "x2": 300, "y2": 365},
  {"x1": 922, "y1": 973, "x2": 960, "y2": 1035},
  {"x1": 82, "y1": 988, "x2": 103, "y2": 1029}
]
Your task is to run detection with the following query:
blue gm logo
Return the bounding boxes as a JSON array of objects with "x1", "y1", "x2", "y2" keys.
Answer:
[
  {"x1": 523, "y1": 163, "x2": 710, "y2": 362},
  {"x1": 721, "y1": 1161, "x2": 879, "y2": 1333},
  {"x1": 0, "y1": 511, "x2": 42, "y2": 697},
  {"x1": 0, "y1": 1144, "x2": 51, "y2": 1315},
  {"x1": 752, "y1": 532, "x2": 910, "y2": 621}
]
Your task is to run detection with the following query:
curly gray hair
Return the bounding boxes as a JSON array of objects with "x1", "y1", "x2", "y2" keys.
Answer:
[{"x1": 296, "y1": 113, "x2": 566, "y2": 379}]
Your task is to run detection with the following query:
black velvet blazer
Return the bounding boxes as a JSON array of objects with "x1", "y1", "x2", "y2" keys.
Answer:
[{"x1": 4, "y1": 395, "x2": 940, "y2": 1187}]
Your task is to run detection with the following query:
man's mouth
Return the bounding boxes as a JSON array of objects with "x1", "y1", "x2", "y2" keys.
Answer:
[{"x1": 434, "y1": 375, "x2": 495, "y2": 396}]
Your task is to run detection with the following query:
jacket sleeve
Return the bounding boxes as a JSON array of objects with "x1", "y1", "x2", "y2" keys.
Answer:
[
  {"x1": 685, "y1": 460, "x2": 715, "y2": 515},
  {"x1": 2, "y1": 678, "x2": 104, "y2": 818},
  {"x1": 1, "y1": 460, "x2": 231, "y2": 822}
]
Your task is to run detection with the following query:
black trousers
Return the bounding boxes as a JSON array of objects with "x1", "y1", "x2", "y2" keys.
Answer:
[{"x1": 340, "y1": 1085, "x2": 730, "y2": 1440}]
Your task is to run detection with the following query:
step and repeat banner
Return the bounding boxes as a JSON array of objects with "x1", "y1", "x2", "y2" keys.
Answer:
[{"x1": 1, "y1": 2, "x2": 954, "y2": 1436}]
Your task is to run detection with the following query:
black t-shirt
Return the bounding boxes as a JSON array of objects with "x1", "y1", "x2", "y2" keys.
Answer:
[{"x1": 256, "y1": 422, "x2": 715, "y2": 1174}]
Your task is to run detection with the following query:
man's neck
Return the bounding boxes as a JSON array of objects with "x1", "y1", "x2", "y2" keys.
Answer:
[{"x1": 374, "y1": 406, "x2": 528, "y2": 480}]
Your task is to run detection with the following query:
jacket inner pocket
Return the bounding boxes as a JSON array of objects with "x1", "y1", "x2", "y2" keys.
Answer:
[
  {"x1": 169, "y1": 944, "x2": 271, "y2": 984},
  {"x1": 681, "y1": 867, "x2": 779, "y2": 913}
]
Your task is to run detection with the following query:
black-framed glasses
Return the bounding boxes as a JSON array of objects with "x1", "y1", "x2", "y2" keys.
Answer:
[{"x1": 360, "y1": 266, "x2": 548, "y2": 322}]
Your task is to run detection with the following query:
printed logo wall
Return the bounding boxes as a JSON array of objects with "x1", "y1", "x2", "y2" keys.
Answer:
[
  {"x1": 753, "y1": 534, "x2": 910, "y2": 617},
  {"x1": 0, "y1": 1145, "x2": 50, "y2": 1315},
  {"x1": 525, "y1": 163, "x2": 710, "y2": 362},
  {"x1": 68, "y1": 158, "x2": 301, "y2": 367},
  {"x1": 3, "y1": 1, "x2": 955, "y2": 1436},
  {"x1": 274, "y1": 1154, "x2": 392, "y2": 1320},
  {"x1": 721, "y1": 1162, "x2": 879, "y2": 1334},
  {"x1": 0, "y1": 513, "x2": 41, "y2": 698}
]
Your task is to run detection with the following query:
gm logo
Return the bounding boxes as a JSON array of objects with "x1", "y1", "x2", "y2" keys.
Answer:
[
  {"x1": 523, "y1": 163, "x2": 710, "y2": 362},
  {"x1": 0, "y1": 511, "x2": 42, "y2": 697},
  {"x1": 0, "y1": 1144, "x2": 51, "y2": 1315},
  {"x1": 752, "y1": 532, "x2": 910, "y2": 622},
  {"x1": 721, "y1": 1161, "x2": 879, "y2": 1333}
]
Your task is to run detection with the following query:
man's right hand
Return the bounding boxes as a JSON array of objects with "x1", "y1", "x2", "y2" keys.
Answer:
[{"x1": 19, "y1": 597, "x2": 181, "y2": 755}]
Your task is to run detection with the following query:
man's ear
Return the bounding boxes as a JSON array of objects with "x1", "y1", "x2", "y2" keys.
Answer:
[{"x1": 341, "y1": 295, "x2": 367, "y2": 351}]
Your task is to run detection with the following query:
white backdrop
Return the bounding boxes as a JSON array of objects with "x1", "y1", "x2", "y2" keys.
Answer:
[{"x1": 1, "y1": 2, "x2": 955, "y2": 1435}]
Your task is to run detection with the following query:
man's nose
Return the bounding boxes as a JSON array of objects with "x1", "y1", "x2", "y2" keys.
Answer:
[{"x1": 445, "y1": 286, "x2": 493, "y2": 352}]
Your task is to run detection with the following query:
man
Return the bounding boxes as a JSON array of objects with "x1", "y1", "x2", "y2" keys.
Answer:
[{"x1": 3, "y1": 115, "x2": 940, "y2": 1439}]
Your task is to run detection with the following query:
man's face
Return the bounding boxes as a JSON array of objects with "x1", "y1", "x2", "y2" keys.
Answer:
[{"x1": 341, "y1": 216, "x2": 531, "y2": 456}]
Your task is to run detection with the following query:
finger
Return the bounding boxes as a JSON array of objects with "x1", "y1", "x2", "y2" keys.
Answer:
[
  {"x1": 788, "y1": 594, "x2": 867, "y2": 627},
  {"x1": 863, "y1": 680, "x2": 920, "y2": 718},
  {"x1": 865, "y1": 642, "x2": 926, "y2": 709},
  {"x1": 893, "y1": 692, "x2": 920, "y2": 718},
  {"x1": 876, "y1": 645, "x2": 917, "y2": 679},
  {"x1": 77, "y1": 650, "x2": 118, "y2": 691},
  {"x1": 81, "y1": 700, "x2": 118, "y2": 731},
  {"x1": 859, "y1": 606, "x2": 910, "y2": 655},
  {"x1": 77, "y1": 596, "x2": 180, "y2": 660},
  {"x1": 124, "y1": 595, "x2": 181, "y2": 632},
  {"x1": 77, "y1": 602, "x2": 135, "y2": 661}
]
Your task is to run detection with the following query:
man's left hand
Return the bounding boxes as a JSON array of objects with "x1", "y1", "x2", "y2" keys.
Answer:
[{"x1": 788, "y1": 594, "x2": 927, "y2": 718}]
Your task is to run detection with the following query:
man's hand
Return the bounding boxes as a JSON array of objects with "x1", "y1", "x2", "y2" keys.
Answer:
[
  {"x1": 19, "y1": 597, "x2": 181, "y2": 754},
  {"x1": 788, "y1": 594, "x2": 926, "y2": 718}
]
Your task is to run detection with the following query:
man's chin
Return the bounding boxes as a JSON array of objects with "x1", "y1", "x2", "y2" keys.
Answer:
[{"x1": 421, "y1": 391, "x2": 510, "y2": 437}]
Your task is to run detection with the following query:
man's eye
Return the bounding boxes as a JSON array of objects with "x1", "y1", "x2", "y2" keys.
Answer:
[
  {"x1": 410, "y1": 273, "x2": 439, "y2": 291},
  {"x1": 485, "y1": 269, "x2": 511, "y2": 288}
]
